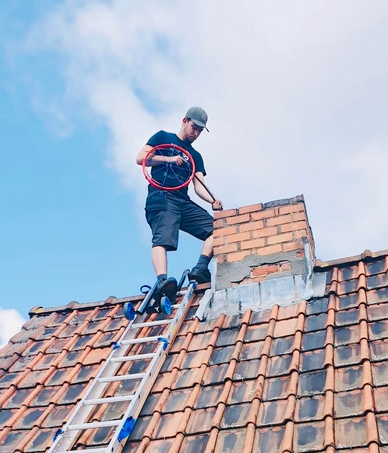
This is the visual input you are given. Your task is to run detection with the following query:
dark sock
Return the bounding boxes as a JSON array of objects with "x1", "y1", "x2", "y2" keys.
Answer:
[
  {"x1": 196, "y1": 254, "x2": 211, "y2": 270},
  {"x1": 157, "y1": 274, "x2": 167, "y2": 282}
]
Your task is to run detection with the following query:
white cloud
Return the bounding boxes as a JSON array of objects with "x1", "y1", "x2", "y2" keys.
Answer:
[
  {"x1": 21, "y1": 0, "x2": 388, "y2": 260},
  {"x1": 0, "y1": 308, "x2": 26, "y2": 349}
]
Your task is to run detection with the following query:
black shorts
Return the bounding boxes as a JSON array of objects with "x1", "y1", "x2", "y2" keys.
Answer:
[{"x1": 145, "y1": 191, "x2": 213, "y2": 251}]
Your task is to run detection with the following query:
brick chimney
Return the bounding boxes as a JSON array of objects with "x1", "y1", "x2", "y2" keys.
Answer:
[{"x1": 213, "y1": 195, "x2": 315, "y2": 291}]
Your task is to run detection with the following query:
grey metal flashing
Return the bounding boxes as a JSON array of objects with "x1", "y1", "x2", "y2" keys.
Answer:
[
  {"x1": 206, "y1": 239, "x2": 325, "y2": 320},
  {"x1": 206, "y1": 270, "x2": 327, "y2": 320},
  {"x1": 262, "y1": 194, "x2": 304, "y2": 210},
  {"x1": 195, "y1": 289, "x2": 213, "y2": 321}
]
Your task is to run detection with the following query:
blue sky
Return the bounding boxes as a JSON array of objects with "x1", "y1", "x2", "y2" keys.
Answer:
[
  {"x1": 2, "y1": 1, "x2": 388, "y2": 345},
  {"x1": 0, "y1": 2, "x2": 202, "y2": 338}
]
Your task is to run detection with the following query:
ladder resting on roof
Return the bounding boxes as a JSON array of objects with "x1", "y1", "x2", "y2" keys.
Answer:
[{"x1": 48, "y1": 276, "x2": 196, "y2": 453}]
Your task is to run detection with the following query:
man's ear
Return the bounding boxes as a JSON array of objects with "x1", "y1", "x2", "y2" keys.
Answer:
[{"x1": 182, "y1": 117, "x2": 189, "y2": 125}]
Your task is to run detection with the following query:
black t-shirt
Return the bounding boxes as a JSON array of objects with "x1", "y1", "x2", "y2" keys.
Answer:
[{"x1": 146, "y1": 130, "x2": 206, "y2": 199}]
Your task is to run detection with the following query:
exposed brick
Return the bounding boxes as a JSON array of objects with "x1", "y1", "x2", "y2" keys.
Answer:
[
  {"x1": 225, "y1": 232, "x2": 251, "y2": 244},
  {"x1": 296, "y1": 249, "x2": 305, "y2": 259},
  {"x1": 292, "y1": 211, "x2": 307, "y2": 222},
  {"x1": 251, "y1": 226, "x2": 278, "y2": 238},
  {"x1": 266, "y1": 214, "x2": 292, "y2": 227},
  {"x1": 251, "y1": 209, "x2": 276, "y2": 221},
  {"x1": 213, "y1": 219, "x2": 225, "y2": 229},
  {"x1": 214, "y1": 209, "x2": 237, "y2": 220},
  {"x1": 214, "y1": 243, "x2": 238, "y2": 255},
  {"x1": 294, "y1": 229, "x2": 308, "y2": 240},
  {"x1": 240, "y1": 238, "x2": 265, "y2": 250},
  {"x1": 226, "y1": 250, "x2": 251, "y2": 263},
  {"x1": 251, "y1": 265, "x2": 280, "y2": 277},
  {"x1": 213, "y1": 226, "x2": 237, "y2": 238},
  {"x1": 238, "y1": 203, "x2": 263, "y2": 215},
  {"x1": 216, "y1": 254, "x2": 227, "y2": 264},
  {"x1": 278, "y1": 203, "x2": 305, "y2": 215},
  {"x1": 280, "y1": 262, "x2": 292, "y2": 272},
  {"x1": 240, "y1": 220, "x2": 264, "y2": 233},
  {"x1": 267, "y1": 232, "x2": 293, "y2": 245},
  {"x1": 280, "y1": 221, "x2": 308, "y2": 233},
  {"x1": 282, "y1": 241, "x2": 303, "y2": 252},
  {"x1": 213, "y1": 236, "x2": 225, "y2": 247},
  {"x1": 257, "y1": 244, "x2": 282, "y2": 256},
  {"x1": 250, "y1": 275, "x2": 268, "y2": 283},
  {"x1": 226, "y1": 214, "x2": 250, "y2": 225}
]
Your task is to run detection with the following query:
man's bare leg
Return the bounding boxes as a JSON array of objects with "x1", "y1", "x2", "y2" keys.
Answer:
[
  {"x1": 152, "y1": 246, "x2": 167, "y2": 277},
  {"x1": 201, "y1": 234, "x2": 213, "y2": 258}
]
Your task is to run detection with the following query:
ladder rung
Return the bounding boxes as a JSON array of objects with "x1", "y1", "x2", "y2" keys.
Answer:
[
  {"x1": 84, "y1": 394, "x2": 135, "y2": 405},
  {"x1": 98, "y1": 372, "x2": 147, "y2": 383},
  {"x1": 121, "y1": 335, "x2": 167, "y2": 345},
  {"x1": 111, "y1": 352, "x2": 157, "y2": 363},
  {"x1": 54, "y1": 449, "x2": 107, "y2": 453},
  {"x1": 131, "y1": 319, "x2": 173, "y2": 328},
  {"x1": 68, "y1": 419, "x2": 120, "y2": 430}
]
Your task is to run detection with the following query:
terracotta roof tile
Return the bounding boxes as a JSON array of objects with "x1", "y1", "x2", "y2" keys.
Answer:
[
  {"x1": 372, "y1": 361, "x2": 388, "y2": 386},
  {"x1": 253, "y1": 425, "x2": 285, "y2": 453},
  {"x1": 4, "y1": 253, "x2": 388, "y2": 452}
]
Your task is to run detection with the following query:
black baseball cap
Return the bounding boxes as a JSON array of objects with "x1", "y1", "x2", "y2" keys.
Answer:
[{"x1": 185, "y1": 106, "x2": 209, "y2": 132}]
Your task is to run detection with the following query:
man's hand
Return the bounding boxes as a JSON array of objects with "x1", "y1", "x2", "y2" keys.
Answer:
[
  {"x1": 212, "y1": 199, "x2": 223, "y2": 211},
  {"x1": 169, "y1": 155, "x2": 184, "y2": 166}
]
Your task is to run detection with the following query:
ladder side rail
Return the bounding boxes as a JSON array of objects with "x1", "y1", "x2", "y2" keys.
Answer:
[
  {"x1": 48, "y1": 306, "x2": 149, "y2": 453},
  {"x1": 105, "y1": 281, "x2": 196, "y2": 453}
]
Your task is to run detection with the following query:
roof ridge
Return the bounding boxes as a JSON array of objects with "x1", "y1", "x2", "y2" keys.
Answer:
[{"x1": 315, "y1": 248, "x2": 388, "y2": 270}]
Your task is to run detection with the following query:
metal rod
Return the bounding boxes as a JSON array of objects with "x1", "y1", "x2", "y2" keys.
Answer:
[{"x1": 194, "y1": 174, "x2": 216, "y2": 202}]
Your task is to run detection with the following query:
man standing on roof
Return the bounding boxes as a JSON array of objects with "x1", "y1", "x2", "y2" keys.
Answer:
[{"x1": 136, "y1": 107, "x2": 223, "y2": 291}]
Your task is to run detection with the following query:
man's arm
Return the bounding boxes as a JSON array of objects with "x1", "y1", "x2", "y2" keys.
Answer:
[
  {"x1": 136, "y1": 144, "x2": 152, "y2": 165},
  {"x1": 136, "y1": 144, "x2": 184, "y2": 166},
  {"x1": 193, "y1": 172, "x2": 223, "y2": 211}
]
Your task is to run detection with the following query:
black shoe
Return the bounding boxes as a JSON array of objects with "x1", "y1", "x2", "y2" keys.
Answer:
[
  {"x1": 155, "y1": 277, "x2": 178, "y2": 301},
  {"x1": 189, "y1": 266, "x2": 211, "y2": 284}
]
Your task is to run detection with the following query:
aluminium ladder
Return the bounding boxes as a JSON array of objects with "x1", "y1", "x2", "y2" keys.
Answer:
[{"x1": 48, "y1": 278, "x2": 196, "y2": 453}]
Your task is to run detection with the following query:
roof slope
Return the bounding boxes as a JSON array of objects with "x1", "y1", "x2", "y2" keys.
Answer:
[{"x1": 1, "y1": 255, "x2": 388, "y2": 452}]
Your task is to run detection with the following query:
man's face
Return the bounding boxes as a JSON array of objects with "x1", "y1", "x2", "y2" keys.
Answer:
[{"x1": 182, "y1": 118, "x2": 204, "y2": 143}]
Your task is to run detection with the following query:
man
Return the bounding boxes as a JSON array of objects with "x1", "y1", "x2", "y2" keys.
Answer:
[{"x1": 136, "y1": 107, "x2": 223, "y2": 294}]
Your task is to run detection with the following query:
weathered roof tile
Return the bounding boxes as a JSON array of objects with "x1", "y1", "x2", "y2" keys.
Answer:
[{"x1": 3, "y1": 251, "x2": 388, "y2": 452}]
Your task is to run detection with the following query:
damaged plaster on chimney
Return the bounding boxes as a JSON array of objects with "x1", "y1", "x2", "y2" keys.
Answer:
[
  {"x1": 199, "y1": 241, "x2": 327, "y2": 320},
  {"x1": 215, "y1": 240, "x2": 310, "y2": 291}
]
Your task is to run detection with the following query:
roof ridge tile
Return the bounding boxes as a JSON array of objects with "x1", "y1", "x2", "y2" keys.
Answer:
[
  {"x1": 284, "y1": 394, "x2": 297, "y2": 422},
  {"x1": 324, "y1": 415, "x2": 335, "y2": 449},
  {"x1": 210, "y1": 401, "x2": 227, "y2": 430},
  {"x1": 295, "y1": 312, "x2": 305, "y2": 333},
  {"x1": 224, "y1": 358, "x2": 238, "y2": 381},
  {"x1": 289, "y1": 371, "x2": 299, "y2": 396},
  {"x1": 246, "y1": 397, "x2": 260, "y2": 425},
  {"x1": 360, "y1": 338, "x2": 371, "y2": 362},
  {"x1": 325, "y1": 365, "x2": 335, "y2": 392},
  {"x1": 324, "y1": 344, "x2": 334, "y2": 368},
  {"x1": 292, "y1": 331, "x2": 302, "y2": 352},
  {"x1": 358, "y1": 288, "x2": 367, "y2": 306},
  {"x1": 186, "y1": 384, "x2": 202, "y2": 410},
  {"x1": 241, "y1": 423, "x2": 256, "y2": 453},
  {"x1": 362, "y1": 361, "x2": 373, "y2": 388},
  {"x1": 325, "y1": 325, "x2": 335, "y2": 347},
  {"x1": 270, "y1": 304, "x2": 279, "y2": 321},
  {"x1": 142, "y1": 411, "x2": 161, "y2": 440},
  {"x1": 297, "y1": 300, "x2": 307, "y2": 316},
  {"x1": 280, "y1": 419, "x2": 294, "y2": 452},
  {"x1": 366, "y1": 411, "x2": 379, "y2": 445},
  {"x1": 328, "y1": 294, "x2": 336, "y2": 311},
  {"x1": 362, "y1": 384, "x2": 375, "y2": 414},
  {"x1": 324, "y1": 389, "x2": 334, "y2": 418},
  {"x1": 290, "y1": 349, "x2": 300, "y2": 373}
]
